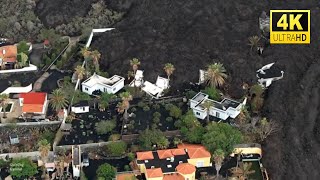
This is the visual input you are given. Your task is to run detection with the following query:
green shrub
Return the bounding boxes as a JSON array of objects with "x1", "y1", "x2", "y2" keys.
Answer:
[
  {"x1": 151, "y1": 123, "x2": 158, "y2": 129},
  {"x1": 95, "y1": 120, "x2": 116, "y2": 135},
  {"x1": 40, "y1": 131, "x2": 55, "y2": 144},
  {"x1": 169, "y1": 105, "x2": 182, "y2": 119},
  {"x1": 17, "y1": 41, "x2": 29, "y2": 54},
  {"x1": 131, "y1": 107, "x2": 137, "y2": 112},
  {"x1": 124, "y1": 165, "x2": 131, "y2": 171},
  {"x1": 96, "y1": 163, "x2": 116, "y2": 180},
  {"x1": 166, "y1": 117, "x2": 173, "y2": 122},
  {"x1": 202, "y1": 87, "x2": 221, "y2": 101},
  {"x1": 186, "y1": 90, "x2": 197, "y2": 99},
  {"x1": 153, "y1": 117, "x2": 160, "y2": 124},
  {"x1": 109, "y1": 134, "x2": 121, "y2": 141},
  {"x1": 127, "y1": 152, "x2": 135, "y2": 161},
  {"x1": 153, "y1": 112, "x2": 161, "y2": 119},
  {"x1": 143, "y1": 105, "x2": 150, "y2": 112},
  {"x1": 105, "y1": 141, "x2": 127, "y2": 156},
  {"x1": 165, "y1": 103, "x2": 174, "y2": 111}
]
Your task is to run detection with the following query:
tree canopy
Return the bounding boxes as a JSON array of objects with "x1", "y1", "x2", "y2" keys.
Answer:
[
  {"x1": 138, "y1": 128, "x2": 169, "y2": 150},
  {"x1": 10, "y1": 158, "x2": 38, "y2": 178},
  {"x1": 202, "y1": 123, "x2": 243, "y2": 155},
  {"x1": 96, "y1": 163, "x2": 116, "y2": 180},
  {"x1": 178, "y1": 110, "x2": 205, "y2": 143}
]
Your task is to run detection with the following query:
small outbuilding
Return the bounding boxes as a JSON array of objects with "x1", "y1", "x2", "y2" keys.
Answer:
[
  {"x1": 9, "y1": 134, "x2": 19, "y2": 145},
  {"x1": 71, "y1": 101, "x2": 89, "y2": 114}
]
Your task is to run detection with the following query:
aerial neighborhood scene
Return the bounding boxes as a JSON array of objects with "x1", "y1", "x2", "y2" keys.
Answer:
[{"x1": 0, "y1": 0, "x2": 319, "y2": 180}]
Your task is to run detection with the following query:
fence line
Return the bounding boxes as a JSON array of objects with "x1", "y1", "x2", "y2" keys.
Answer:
[{"x1": 0, "y1": 121, "x2": 61, "y2": 127}]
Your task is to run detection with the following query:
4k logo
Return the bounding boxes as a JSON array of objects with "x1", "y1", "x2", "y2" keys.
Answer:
[{"x1": 270, "y1": 10, "x2": 310, "y2": 44}]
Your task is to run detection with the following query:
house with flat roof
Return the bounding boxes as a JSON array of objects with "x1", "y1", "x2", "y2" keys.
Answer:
[
  {"x1": 0, "y1": 45, "x2": 17, "y2": 69},
  {"x1": 136, "y1": 144, "x2": 211, "y2": 180},
  {"x1": 81, "y1": 73, "x2": 124, "y2": 95},
  {"x1": 190, "y1": 92, "x2": 246, "y2": 120},
  {"x1": 19, "y1": 92, "x2": 48, "y2": 115},
  {"x1": 71, "y1": 101, "x2": 89, "y2": 114}
]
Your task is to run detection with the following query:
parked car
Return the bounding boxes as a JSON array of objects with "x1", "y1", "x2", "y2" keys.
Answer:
[{"x1": 82, "y1": 153, "x2": 89, "y2": 167}]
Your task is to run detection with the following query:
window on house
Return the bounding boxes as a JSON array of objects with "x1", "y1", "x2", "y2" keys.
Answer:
[
  {"x1": 85, "y1": 88, "x2": 88, "y2": 91},
  {"x1": 216, "y1": 112, "x2": 220, "y2": 118},
  {"x1": 196, "y1": 161, "x2": 204, "y2": 167},
  {"x1": 82, "y1": 107, "x2": 85, "y2": 111},
  {"x1": 196, "y1": 112, "x2": 200, "y2": 116},
  {"x1": 104, "y1": 88, "x2": 106, "y2": 92},
  {"x1": 113, "y1": 88, "x2": 116, "y2": 91}
]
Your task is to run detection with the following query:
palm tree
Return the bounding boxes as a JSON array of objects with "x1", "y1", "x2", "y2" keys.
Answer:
[
  {"x1": 248, "y1": 36, "x2": 260, "y2": 51},
  {"x1": 75, "y1": 65, "x2": 85, "y2": 89},
  {"x1": 130, "y1": 58, "x2": 140, "y2": 75},
  {"x1": 38, "y1": 139, "x2": 51, "y2": 178},
  {"x1": 130, "y1": 58, "x2": 140, "y2": 87},
  {"x1": 0, "y1": 94, "x2": 9, "y2": 119},
  {"x1": 202, "y1": 100, "x2": 212, "y2": 123},
  {"x1": 80, "y1": 47, "x2": 91, "y2": 76},
  {"x1": 213, "y1": 149, "x2": 225, "y2": 177},
  {"x1": 50, "y1": 89, "x2": 68, "y2": 112},
  {"x1": 229, "y1": 162, "x2": 255, "y2": 180},
  {"x1": 119, "y1": 92, "x2": 133, "y2": 121},
  {"x1": 163, "y1": 63, "x2": 175, "y2": 80},
  {"x1": 206, "y1": 63, "x2": 228, "y2": 88},
  {"x1": 91, "y1": 50, "x2": 101, "y2": 71}
]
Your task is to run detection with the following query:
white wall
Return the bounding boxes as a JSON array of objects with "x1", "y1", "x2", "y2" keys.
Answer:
[
  {"x1": 0, "y1": 64, "x2": 37, "y2": 74},
  {"x1": 82, "y1": 79, "x2": 124, "y2": 95},
  {"x1": 209, "y1": 108, "x2": 229, "y2": 120},
  {"x1": 1, "y1": 84, "x2": 32, "y2": 94},
  {"x1": 193, "y1": 109, "x2": 207, "y2": 119}
]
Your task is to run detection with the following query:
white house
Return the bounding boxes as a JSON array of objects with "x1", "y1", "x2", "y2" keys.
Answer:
[
  {"x1": 81, "y1": 73, "x2": 124, "y2": 95},
  {"x1": 129, "y1": 70, "x2": 144, "y2": 87},
  {"x1": 256, "y1": 62, "x2": 284, "y2": 88},
  {"x1": 71, "y1": 101, "x2": 89, "y2": 114},
  {"x1": 142, "y1": 76, "x2": 169, "y2": 99},
  {"x1": 190, "y1": 92, "x2": 246, "y2": 120}
]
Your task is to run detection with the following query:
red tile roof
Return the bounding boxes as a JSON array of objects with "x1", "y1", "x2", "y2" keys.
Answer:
[
  {"x1": 116, "y1": 173, "x2": 136, "y2": 180},
  {"x1": 178, "y1": 144, "x2": 211, "y2": 159},
  {"x1": 157, "y1": 149, "x2": 174, "y2": 159},
  {"x1": 136, "y1": 151, "x2": 154, "y2": 161},
  {"x1": 171, "y1": 148, "x2": 186, "y2": 156},
  {"x1": 20, "y1": 92, "x2": 47, "y2": 104},
  {"x1": 163, "y1": 173, "x2": 184, "y2": 180},
  {"x1": 20, "y1": 92, "x2": 47, "y2": 113},
  {"x1": 176, "y1": 163, "x2": 196, "y2": 175},
  {"x1": 0, "y1": 45, "x2": 17, "y2": 63},
  {"x1": 146, "y1": 168, "x2": 163, "y2": 178}
]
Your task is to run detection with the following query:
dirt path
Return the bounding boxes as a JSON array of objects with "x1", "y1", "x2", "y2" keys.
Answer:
[{"x1": 33, "y1": 72, "x2": 51, "y2": 92}]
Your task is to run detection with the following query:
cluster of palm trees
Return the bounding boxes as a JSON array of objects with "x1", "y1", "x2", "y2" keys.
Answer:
[
  {"x1": 80, "y1": 47, "x2": 101, "y2": 76},
  {"x1": 50, "y1": 89, "x2": 69, "y2": 113},
  {"x1": 117, "y1": 92, "x2": 133, "y2": 121}
]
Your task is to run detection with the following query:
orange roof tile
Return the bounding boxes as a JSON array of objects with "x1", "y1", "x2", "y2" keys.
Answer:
[
  {"x1": 163, "y1": 173, "x2": 184, "y2": 180},
  {"x1": 157, "y1": 149, "x2": 174, "y2": 159},
  {"x1": 177, "y1": 144, "x2": 211, "y2": 159},
  {"x1": 146, "y1": 168, "x2": 163, "y2": 178},
  {"x1": 171, "y1": 148, "x2": 186, "y2": 156},
  {"x1": 177, "y1": 143, "x2": 204, "y2": 149},
  {"x1": 136, "y1": 151, "x2": 154, "y2": 161},
  {"x1": 23, "y1": 104, "x2": 44, "y2": 113},
  {"x1": 0, "y1": 45, "x2": 17, "y2": 60},
  {"x1": 176, "y1": 163, "x2": 196, "y2": 175},
  {"x1": 187, "y1": 147, "x2": 211, "y2": 159},
  {"x1": 116, "y1": 173, "x2": 136, "y2": 180}
]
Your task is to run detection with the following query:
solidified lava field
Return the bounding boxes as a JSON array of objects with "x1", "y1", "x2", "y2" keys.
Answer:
[{"x1": 32, "y1": 0, "x2": 320, "y2": 179}]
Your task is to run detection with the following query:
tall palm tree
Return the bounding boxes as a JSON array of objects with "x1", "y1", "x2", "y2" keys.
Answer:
[
  {"x1": 38, "y1": 139, "x2": 51, "y2": 178},
  {"x1": 130, "y1": 58, "x2": 140, "y2": 87},
  {"x1": 91, "y1": 50, "x2": 101, "y2": 72},
  {"x1": 50, "y1": 89, "x2": 68, "y2": 112},
  {"x1": 80, "y1": 47, "x2": 91, "y2": 76},
  {"x1": 229, "y1": 162, "x2": 255, "y2": 180},
  {"x1": 206, "y1": 63, "x2": 228, "y2": 88},
  {"x1": 163, "y1": 63, "x2": 175, "y2": 80},
  {"x1": 119, "y1": 92, "x2": 133, "y2": 121},
  {"x1": 0, "y1": 94, "x2": 9, "y2": 119},
  {"x1": 213, "y1": 149, "x2": 225, "y2": 177},
  {"x1": 130, "y1": 58, "x2": 140, "y2": 75},
  {"x1": 248, "y1": 36, "x2": 260, "y2": 51},
  {"x1": 202, "y1": 100, "x2": 212, "y2": 123},
  {"x1": 75, "y1": 65, "x2": 85, "y2": 89}
]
